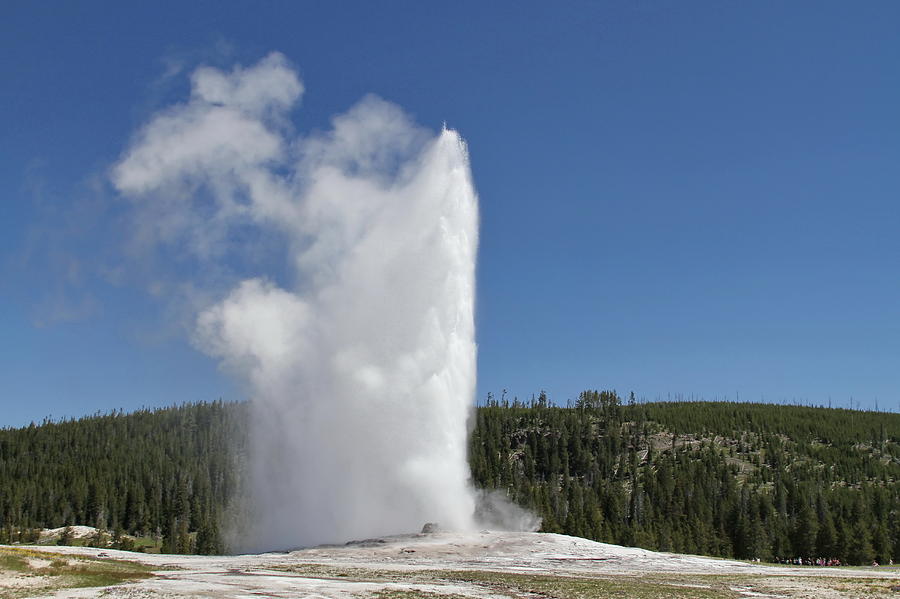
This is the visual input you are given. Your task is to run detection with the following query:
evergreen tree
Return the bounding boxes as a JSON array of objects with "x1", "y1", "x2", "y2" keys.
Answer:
[{"x1": 847, "y1": 521, "x2": 875, "y2": 565}]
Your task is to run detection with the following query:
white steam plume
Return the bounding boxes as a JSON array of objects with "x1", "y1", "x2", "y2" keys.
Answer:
[{"x1": 112, "y1": 52, "x2": 479, "y2": 550}]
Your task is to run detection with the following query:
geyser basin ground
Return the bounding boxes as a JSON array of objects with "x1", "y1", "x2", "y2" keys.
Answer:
[{"x1": 9, "y1": 532, "x2": 900, "y2": 598}]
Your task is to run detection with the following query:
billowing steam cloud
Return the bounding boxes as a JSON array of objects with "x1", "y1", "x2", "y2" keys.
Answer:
[{"x1": 112, "y1": 53, "x2": 480, "y2": 550}]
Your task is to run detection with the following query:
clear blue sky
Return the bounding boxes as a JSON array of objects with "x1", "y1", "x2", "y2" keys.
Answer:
[{"x1": 2, "y1": 1, "x2": 899, "y2": 426}]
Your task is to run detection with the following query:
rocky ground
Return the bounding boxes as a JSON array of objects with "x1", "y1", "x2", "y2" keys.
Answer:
[{"x1": 4, "y1": 531, "x2": 900, "y2": 598}]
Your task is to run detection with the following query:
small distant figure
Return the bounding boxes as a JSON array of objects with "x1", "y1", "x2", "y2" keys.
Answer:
[
  {"x1": 872, "y1": 560, "x2": 879, "y2": 567},
  {"x1": 421, "y1": 522, "x2": 440, "y2": 534}
]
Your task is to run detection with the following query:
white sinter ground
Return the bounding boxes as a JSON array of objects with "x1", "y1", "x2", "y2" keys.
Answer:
[{"x1": 9, "y1": 531, "x2": 900, "y2": 598}]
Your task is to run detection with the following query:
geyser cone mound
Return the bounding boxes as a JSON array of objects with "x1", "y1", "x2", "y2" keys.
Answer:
[{"x1": 112, "y1": 54, "x2": 479, "y2": 551}]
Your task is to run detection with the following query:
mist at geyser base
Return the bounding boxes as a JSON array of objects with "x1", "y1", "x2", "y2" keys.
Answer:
[{"x1": 111, "y1": 52, "x2": 485, "y2": 550}]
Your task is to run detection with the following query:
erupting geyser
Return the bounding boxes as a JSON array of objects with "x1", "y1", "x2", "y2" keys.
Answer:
[{"x1": 112, "y1": 53, "x2": 479, "y2": 550}]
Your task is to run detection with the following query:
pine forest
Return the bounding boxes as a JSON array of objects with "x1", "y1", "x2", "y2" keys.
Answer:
[{"x1": 2, "y1": 393, "x2": 899, "y2": 566}]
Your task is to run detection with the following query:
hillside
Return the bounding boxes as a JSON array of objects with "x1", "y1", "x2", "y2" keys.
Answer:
[
  {"x1": 0, "y1": 401, "x2": 245, "y2": 554},
  {"x1": 2, "y1": 393, "x2": 899, "y2": 564},
  {"x1": 471, "y1": 392, "x2": 900, "y2": 565}
]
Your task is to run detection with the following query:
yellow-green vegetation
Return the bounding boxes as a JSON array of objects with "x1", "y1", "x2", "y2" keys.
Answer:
[
  {"x1": 273, "y1": 562, "x2": 399, "y2": 580},
  {"x1": 0, "y1": 546, "x2": 155, "y2": 599},
  {"x1": 725, "y1": 575, "x2": 900, "y2": 599},
  {"x1": 371, "y1": 592, "x2": 471, "y2": 599},
  {"x1": 273, "y1": 564, "x2": 741, "y2": 599},
  {"x1": 275, "y1": 564, "x2": 900, "y2": 598},
  {"x1": 129, "y1": 535, "x2": 164, "y2": 553},
  {"x1": 826, "y1": 577, "x2": 900, "y2": 596},
  {"x1": 435, "y1": 570, "x2": 739, "y2": 599}
]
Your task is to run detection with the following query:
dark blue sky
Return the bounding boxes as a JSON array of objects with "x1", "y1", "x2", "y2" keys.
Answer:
[{"x1": 2, "y1": 1, "x2": 899, "y2": 425}]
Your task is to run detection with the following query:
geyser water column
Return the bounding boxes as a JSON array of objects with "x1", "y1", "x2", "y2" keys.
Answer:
[{"x1": 112, "y1": 53, "x2": 479, "y2": 550}]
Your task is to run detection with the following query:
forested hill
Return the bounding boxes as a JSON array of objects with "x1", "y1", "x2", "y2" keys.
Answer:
[
  {"x1": 472, "y1": 393, "x2": 900, "y2": 565},
  {"x1": 3, "y1": 394, "x2": 900, "y2": 564},
  {"x1": 0, "y1": 401, "x2": 246, "y2": 554}
]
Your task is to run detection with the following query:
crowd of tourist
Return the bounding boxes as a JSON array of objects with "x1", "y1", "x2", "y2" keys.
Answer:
[{"x1": 769, "y1": 557, "x2": 894, "y2": 567}]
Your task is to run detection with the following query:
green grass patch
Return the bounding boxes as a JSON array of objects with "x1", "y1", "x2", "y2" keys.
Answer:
[
  {"x1": 0, "y1": 554, "x2": 28, "y2": 574},
  {"x1": 271, "y1": 563, "x2": 401, "y2": 580},
  {"x1": 434, "y1": 570, "x2": 739, "y2": 599},
  {"x1": 372, "y1": 592, "x2": 471, "y2": 599},
  {"x1": 121, "y1": 535, "x2": 162, "y2": 553},
  {"x1": 244, "y1": 562, "x2": 900, "y2": 598},
  {"x1": 270, "y1": 563, "x2": 740, "y2": 599},
  {"x1": 0, "y1": 547, "x2": 155, "y2": 599}
]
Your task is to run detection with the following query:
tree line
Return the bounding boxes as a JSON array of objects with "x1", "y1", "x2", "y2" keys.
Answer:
[
  {"x1": 2, "y1": 392, "x2": 899, "y2": 563},
  {"x1": 470, "y1": 391, "x2": 900, "y2": 565},
  {"x1": 0, "y1": 401, "x2": 245, "y2": 554}
]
